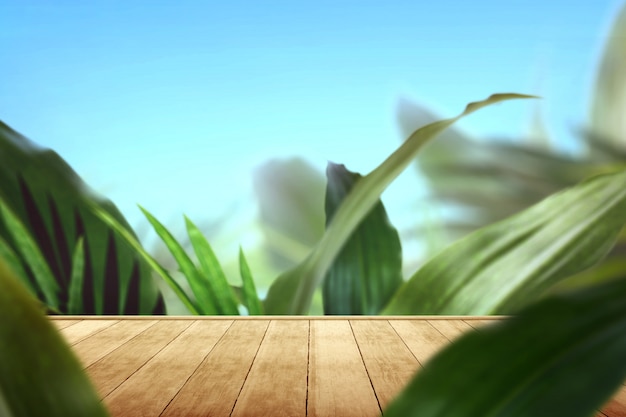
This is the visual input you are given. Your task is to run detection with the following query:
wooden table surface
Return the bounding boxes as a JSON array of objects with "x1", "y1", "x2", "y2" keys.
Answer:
[{"x1": 50, "y1": 316, "x2": 626, "y2": 417}]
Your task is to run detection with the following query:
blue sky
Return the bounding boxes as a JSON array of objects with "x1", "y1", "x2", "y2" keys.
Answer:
[{"x1": 1, "y1": 0, "x2": 623, "y2": 255}]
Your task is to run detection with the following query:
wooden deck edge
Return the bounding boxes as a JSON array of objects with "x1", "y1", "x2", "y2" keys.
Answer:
[{"x1": 47, "y1": 315, "x2": 510, "y2": 320}]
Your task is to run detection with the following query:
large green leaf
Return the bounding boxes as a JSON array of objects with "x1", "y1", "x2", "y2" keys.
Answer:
[
  {"x1": 322, "y1": 163, "x2": 402, "y2": 315},
  {"x1": 0, "y1": 121, "x2": 164, "y2": 314},
  {"x1": 264, "y1": 93, "x2": 537, "y2": 314},
  {"x1": 384, "y1": 277, "x2": 626, "y2": 417},
  {"x1": 383, "y1": 169, "x2": 626, "y2": 315},
  {"x1": 0, "y1": 258, "x2": 109, "y2": 417}
]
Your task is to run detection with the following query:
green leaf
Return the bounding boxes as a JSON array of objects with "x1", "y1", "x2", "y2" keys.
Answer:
[
  {"x1": 0, "y1": 199, "x2": 60, "y2": 309},
  {"x1": 589, "y1": 0, "x2": 626, "y2": 154},
  {"x1": 322, "y1": 163, "x2": 402, "y2": 315},
  {"x1": 383, "y1": 169, "x2": 626, "y2": 314},
  {"x1": 253, "y1": 158, "x2": 326, "y2": 270},
  {"x1": 264, "y1": 93, "x2": 537, "y2": 314},
  {"x1": 0, "y1": 235, "x2": 34, "y2": 295},
  {"x1": 239, "y1": 247, "x2": 264, "y2": 315},
  {"x1": 88, "y1": 202, "x2": 200, "y2": 315},
  {"x1": 67, "y1": 237, "x2": 85, "y2": 315},
  {"x1": 185, "y1": 216, "x2": 240, "y2": 315},
  {"x1": 0, "y1": 258, "x2": 109, "y2": 417},
  {"x1": 139, "y1": 206, "x2": 218, "y2": 315},
  {"x1": 383, "y1": 277, "x2": 626, "y2": 417},
  {"x1": 0, "y1": 121, "x2": 164, "y2": 314}
]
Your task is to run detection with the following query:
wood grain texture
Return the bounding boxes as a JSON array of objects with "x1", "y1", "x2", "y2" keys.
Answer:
[
  {"x1": 48, "y1": 317, "x2": 625, "y2": 417},
  {"x1": 389, "y1": 319, "x2": 450, "y2": 365},
  {"x1": 308, "y1": 320, "x2": 380, "y2": 417},
  {"x1": 87, "y1": 320, "x2": 192, "y2": 398},
  {"x1": 349, "y1": 320, "x2": 419, "y2": 410},
  {"x1": 427, "y1": 318, "x2": 474, "y2": 340},
  {"x1": 57, "y1": 319, "x2": 118, "y2": 345},
  {"x1": 72, "y1": 320, "x2": 157, "y2": 367},
  {"x1": 161, "y1": 320, "x2": 270, "y2": 417},
  {"x1": 231, "y1": 320, "x2": 309, "y2": 417},
  {"x1": 603, "y1": 384, "x2": 626, "y2": 417},
  {"x1": 104, "y1": 320, "x2": 232, "y2": 417},
  {"x1": 50, "y1": 319, "x2": 81, "y2": 329}
]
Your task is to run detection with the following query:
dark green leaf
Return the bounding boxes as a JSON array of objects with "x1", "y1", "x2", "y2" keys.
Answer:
[
  {"x1": 383, "y1": 277, "x2": 626, "y2": 417},
  {"x1": 0, "y1": 257, "x2": 109, "y2": 417},
  {"x1": 383, "y1": 169, "x2": 626, "y2": 314},
  {"x1": 322, "y1": 163, "x2": 402, "y2": 315},
  {"x1": 0, "y1": 121, "x2": 164, "y2": 314}
]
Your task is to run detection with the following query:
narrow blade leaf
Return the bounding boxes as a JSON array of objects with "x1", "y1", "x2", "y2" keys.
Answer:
[
  {"x1": 185, "y1": 216, "x2": 240, "y2": 315},
  {"x1": 264, "y1": 93, "x2": 537, "y2": 314},
  {"x1": 239, "y1": 247, "x2": 264, "y2": 315},
  {"x1": 67, "y1": 237, "x2": 85, "y2": 315},
  {"x1": 322, "y1": 163, "x2": 402, "y2": 315},
  {"x1": 139, "y1": 206, "x2": 217, "y2": 315},
  {"x1": 383, "y1": 277, "x2": 626, "y2": 417},
  {"x1": 383, "y1": 169, "x2": 626, "y2": 314}
]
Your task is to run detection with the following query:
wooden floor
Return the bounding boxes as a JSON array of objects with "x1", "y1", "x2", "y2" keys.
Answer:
[{"x1": 50, "y1": 316, "x2": 626, "y2": 417}]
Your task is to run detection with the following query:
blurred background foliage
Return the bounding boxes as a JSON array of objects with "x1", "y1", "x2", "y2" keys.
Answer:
[{"x1": 1, "y1": 2, "x2": 626, "y2": 316}]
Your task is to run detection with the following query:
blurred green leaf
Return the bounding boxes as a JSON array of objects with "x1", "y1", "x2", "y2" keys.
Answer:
[
  {"x1": 239, "y1": 247, "x2": 264, "y2": 315},
  {"x1": 67, "y1": 237, "x2": 85, "y2": 315},
  {"x1": 384, "y1": 277, "x2": 626, "y2": 417},
  {"x1": 264, "y1": 93, "x2": 537, "y2": 314},
  {"x1": 384, "y1": 169, "x2": 626, "y2": 315},
  {"x1": 322, "y1": 163, "x2": 402, "y2": 315},
  {"x1": 589, "y1": 1, "x2": 626, "y2": 154},
  {"x1": 0, "y1": 121, "x2": 164, "y2": 314},
  {"x1": 253, "y1": 158, "x2": 326, "y2": 270},
  {"x1": 0, "y1": 258, "x2": 109, "y2": 417},
  {"x1": 185, "y1": 216, "x2": 240, "y2": 315},
  {"x1": 0, "y1": 235, "x2": 34, "y2": 295}
]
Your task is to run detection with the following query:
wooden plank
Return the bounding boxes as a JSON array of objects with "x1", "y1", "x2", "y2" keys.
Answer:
[
  {"x1": 161, "y1": 320, "x2": 270, "y2": 417},
  {"x1": 104, "y1": 320, "x2": 232, "y2": 417},
  {"x1": 389, "y1": 320, "x2": 451, "y2": 365},
  {"x1": 231, "y1": 320, "x2": 309, "y2": 417},
  {"x1": 466, "y1": 319, "x2": 502, "y2": 331},
  {"x1": 58, "y1": 319, "x2": 118, "y2": 345},
  {"x1": 427, "y1": 319, "x2": 473, "y2": 341},
  {"x1": 602, "y1": 384, "x2": 626, "y2": 417},
  {"x1": 72, "y1": 320, "x2": 157, "y2": 368},
  {"x1": 308, "y1": 320, "x2": 380, "y2": 417},
  {"x1": 50, "y1": 319, "x2": 81, "y2": 330},
  {"x1": 87, "y1": 320, "x2": 192, "y2": 398},
  {"x1": 350, "y1": 320, "x2": 419, "y2": 410}
]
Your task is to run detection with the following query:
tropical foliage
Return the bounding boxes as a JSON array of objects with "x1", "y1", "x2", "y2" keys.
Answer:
[{"x1": 0, "y1": 122, "x2": 164, "y2": 315}]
